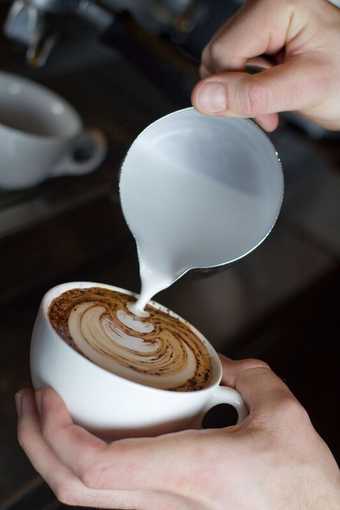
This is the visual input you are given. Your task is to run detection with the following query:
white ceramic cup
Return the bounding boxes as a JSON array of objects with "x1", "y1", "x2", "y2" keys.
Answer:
[
  {"x1": 31, "y1": 282, "x2": 248, "y2": 440},
  {"x1": 0, "y1": 71, "x2": 107, "y2": 190}
]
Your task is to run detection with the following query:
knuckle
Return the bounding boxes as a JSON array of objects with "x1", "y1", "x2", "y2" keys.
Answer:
[
  {"x1": 277, "y1": 395, "x2": 311, "y2": 425},
  {"x1": 203, "y1": 41, "x2": 223, "y2": 69},
  {"x1": 209, "y1": 41, "x2": 224, "y2": 65},
  {"x1": 77, "y1": 442, "x2": 108, "y2": 489},
  {"x1": 80, "y1": 463, "x2": 106, "y2": 490},
  {"x1": 242, "y1": 81, "x2": 270, "y2": 115},
  {"x1": 241, "y1": 358, "x2": 270, "y2": 370},
  {"x1": 201, "y1": 44, "x2": 210, "y2": 65}
]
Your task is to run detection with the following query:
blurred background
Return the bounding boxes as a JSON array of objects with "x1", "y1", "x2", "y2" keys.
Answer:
[{"x1": 0, "y1": 1, "x2": 340, "y2": 509}]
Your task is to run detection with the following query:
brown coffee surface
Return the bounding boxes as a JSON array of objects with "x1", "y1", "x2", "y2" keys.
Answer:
[{"x1": 49, "y1": 287, "x2": 213, "y2": 391}]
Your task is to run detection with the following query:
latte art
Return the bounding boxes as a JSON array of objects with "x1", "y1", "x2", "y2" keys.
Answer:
[{"x1": 49, "y1": 288, "x2": 212, "y2": 391}]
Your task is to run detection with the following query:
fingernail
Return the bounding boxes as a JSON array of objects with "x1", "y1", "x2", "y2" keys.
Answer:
[
  {"x1": 197, "y1": 82, "x2": 226, "y2": 113},
  {"x1": 15, "y1": 391, "x2": 23, "y2": 417},
  {"x1": 35, "y1": 390, "x2": 43, "y2": 416}
]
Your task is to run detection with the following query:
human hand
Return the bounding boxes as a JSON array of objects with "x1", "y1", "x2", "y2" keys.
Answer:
[
  {"x1": 192, "y1": 0, "x2": 340, "y2": 132},
  {"x1": 16, "y1": 356, "x2": 340, "y2": 510}
]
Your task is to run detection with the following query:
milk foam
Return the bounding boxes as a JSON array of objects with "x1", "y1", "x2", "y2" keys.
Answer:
[
  {"x1": 68, "y1": 302, "x2": 197, "y2": 389},
  {"x1": 116, "y1": 309, "x2": 154, "y2": 333},
  {"x1": 49, "y1": 288, "x2": 211, "y2": 391},
  {"x1": 131, "y1": 258, "x2": 175, "y2": 316}
]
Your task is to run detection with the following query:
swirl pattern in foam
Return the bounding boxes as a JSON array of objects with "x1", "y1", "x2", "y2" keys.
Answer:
[{"x1": 48, "y1": 288, "x2": 212, "y2": 391}]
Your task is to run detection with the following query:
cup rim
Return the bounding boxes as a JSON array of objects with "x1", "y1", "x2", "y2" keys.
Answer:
[
  {"x1": 120, "y1": 106, "x2": 284, "y2": 269},
  {"x1": 41, "y1": 281, "x2": 223, "y2": 396},
  {"x1": 0, "y1": 71, "x2": 81, "y2": 141}
]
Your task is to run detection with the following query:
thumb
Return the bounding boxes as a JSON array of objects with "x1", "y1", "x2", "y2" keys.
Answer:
[
  {"x1": 192, "y1": 55, "x2": 328, "y2": 118},
  {"x1": 219, "y1": 355, "x2": 298, "y2": 417}
]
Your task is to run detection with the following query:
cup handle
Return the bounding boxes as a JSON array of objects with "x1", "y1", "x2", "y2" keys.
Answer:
[
  {"x1": 51, "y1": 129, "x2": 107, "y2": 177},
  {"x1": 199, "y1": 385, "x2": 248, "y2": 427}
]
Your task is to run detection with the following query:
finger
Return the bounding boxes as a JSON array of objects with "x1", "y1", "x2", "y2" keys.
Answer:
[
  {"x1": 199, "y1": 63, "x2": 210, "y2": 79},
  {"x1": 37, "y1": 387, "x2": 161, "y2": 491},
  {"x1": 16, "y1": 389, "x2": 146, "y2": 509},
  {"x1": 200, "y1": 55, "x2": 272, "y2": 82},
  {"x1": 29, "y1": 392, "x2": 225, "y2": 508},
  {"x1": 17, "y1": 389, "x2": 73, "y2": 488},
  {"x1": 192, "y1": 55, "x2": 329, "y2": 117},
  {"x1": 219, "y1": 356, "x2": 297, "y2": 416},
  {"x1": 201, "y1": 0, "x2": 293, "y2": 73},
  {"x1": 245, "y1": 57, "x2": 273, "y2": 72},
  {"x1": 255, "y1": 113, "x2": 279, "y2": 132},
  {"x1": 37, "y1": 388, "x2": 106, "y2": 477},
  {"x1": 197, "y1": 57, "x2": 278, "y2": 131}
]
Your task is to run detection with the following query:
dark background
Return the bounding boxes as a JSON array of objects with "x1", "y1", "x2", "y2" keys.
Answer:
[{"x1": 0, "y1": 1, "x2": 340, "y2": 508}]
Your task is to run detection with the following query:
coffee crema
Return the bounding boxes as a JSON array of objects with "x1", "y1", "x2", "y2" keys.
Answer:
[{"x1": 48, "y1": 288, "x2": 213, "y2": 392}]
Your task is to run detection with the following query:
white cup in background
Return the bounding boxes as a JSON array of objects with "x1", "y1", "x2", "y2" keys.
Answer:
[
  {"x1": 0, "y1": 71, "x2": 107, "y2": 190},
  {"x1": 31, "y1": 282, "x2": 248, "y2": 440}
]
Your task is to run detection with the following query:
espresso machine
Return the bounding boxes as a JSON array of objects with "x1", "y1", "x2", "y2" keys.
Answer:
[
  {"x1": 4, "y1": 0, "x2": 242, "y2": 66},
  {"x1": 4, "y1": 0, "x2": 204, "y2": 55},
  {"x1": 1, "y1": 1, "x2": 225, "y2": 108}
]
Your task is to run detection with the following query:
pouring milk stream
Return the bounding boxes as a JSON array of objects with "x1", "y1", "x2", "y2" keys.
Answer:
[{"x1": 119, "y1": 108, "x2": 284, "y2": 315}]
